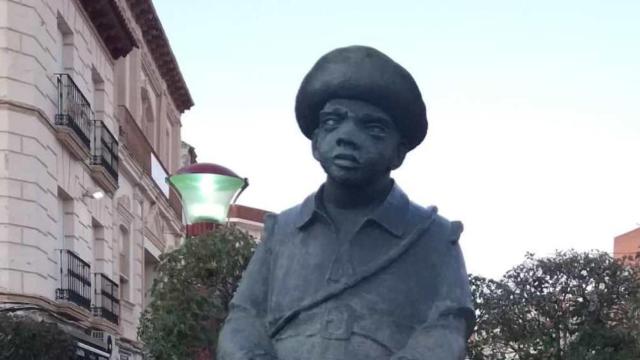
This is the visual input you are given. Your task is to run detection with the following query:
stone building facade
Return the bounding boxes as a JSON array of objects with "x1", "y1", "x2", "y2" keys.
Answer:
[
  {"x1": 614, "y1": 227, "x2": 640, "y2": 266},
  {"x1": 228, "y1": 204, "x2": 270, "y2": 239},
  {"x1": 180, "y1": 140, "x2": 198, "y2": 168},
  {"x1": 0, "y1": 0, "x2": 192, "y2": 359},
  {"x1": 186, "y1": 204, "x2": 271, "y2": 240}
]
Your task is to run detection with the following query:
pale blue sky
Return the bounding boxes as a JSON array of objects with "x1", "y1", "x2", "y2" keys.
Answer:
[{"x1": 154, "y1": 0, "x2": 640, "y2": 278}]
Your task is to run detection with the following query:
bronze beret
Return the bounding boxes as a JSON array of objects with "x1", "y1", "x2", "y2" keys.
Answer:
[{"x1": 295, "y1": 45, "x2": 428, "y2": 150}]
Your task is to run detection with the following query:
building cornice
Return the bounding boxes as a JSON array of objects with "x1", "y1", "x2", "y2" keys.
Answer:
[
  {"x1": 0, "y1": 292, "x2": 120, "y2": 335},
  {"x1": 117, "y1": 335, "x2": 144, "y2": 353},
  {"x1": 125, "y1": 0, "x2": 194, "y2": 113},
  {"x1": 0, "y1": 292, "x2": 92, "y2": 327},
  {"x1": 78, "y1": 0, "x2": 138, "y2": 59}
]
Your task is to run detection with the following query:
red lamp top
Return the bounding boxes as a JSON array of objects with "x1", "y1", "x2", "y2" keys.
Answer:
[{"x1": 175, "y1": 163, "x2": 240, "y2": 178}]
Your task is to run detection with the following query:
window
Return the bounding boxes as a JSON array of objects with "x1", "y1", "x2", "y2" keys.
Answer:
[
  {"x1": 56, "y1": 13, "x2": 73, "y2": 74},
  {"x1": 91, "y1": 218, "x2": 105, "y2": 273},
  {"x1": 119, "y1": 225, "x2": 130, "y2": 301},
  {"x1": 143, "y1": 249, "x2": 159, "y2": 309},
  {"x1": 56, "y1": 191, "x2": 65, "y2": 251},
  {"x1": 91, "y1": 67, "x2": 105, "y2": 122},
  {"x1": 165, "y1": 128, "x2": 170, "y2": 168},
  {"x1": 141, "y1": 87, "x2": 154, "y2": 146},
  {"x1": 56, "y1": 187, "x2": 72, "y2": 261}
]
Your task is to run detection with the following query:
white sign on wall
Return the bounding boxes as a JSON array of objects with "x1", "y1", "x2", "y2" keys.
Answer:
[{"x1": 151, "y1": 153, "x2": 170, "y2": 197}]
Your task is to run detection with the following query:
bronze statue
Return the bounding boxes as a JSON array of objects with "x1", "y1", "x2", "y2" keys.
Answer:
[{"x1": 218, "y1": 46, "x2": 475, "y2": 360}]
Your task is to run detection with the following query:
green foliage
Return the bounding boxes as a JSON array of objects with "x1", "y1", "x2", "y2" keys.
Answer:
[
  {"x1": 138, "y1": 225, "x2": 257, "y2": 360},
  {"x1": 0, "y1": 313, "x2": 75, "y2": 360},
  {"x1": 468, "y1": 250, "x2": 640, "y2": 360}
]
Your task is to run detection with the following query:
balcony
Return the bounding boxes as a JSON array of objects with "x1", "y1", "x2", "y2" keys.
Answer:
[
  {"x1": 55, "y1": 249, "x2": 92, "y2": 311},
  {"x1": 117, "y1": 106, "x2": 150, "y2": 173},
  {"x1": 90, "y1": 120, "x2": 119, "y2": 194},
  {"x1": 117, "y1": 105, "x2": 183, "y2": 218},
  {"x1": 55, "y1": 74, "x2": 94, "y2": 160},
  {"x1": 92, "y1": 273, "x2": 120, "y2": 325},
  {"x1": 169, "y1": 187, "x2": 183, "y2": 222}
]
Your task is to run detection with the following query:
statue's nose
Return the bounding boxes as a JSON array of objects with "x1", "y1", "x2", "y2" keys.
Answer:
[{"x1": 335, "y1": 120, "x2": 361, "y2": 149}]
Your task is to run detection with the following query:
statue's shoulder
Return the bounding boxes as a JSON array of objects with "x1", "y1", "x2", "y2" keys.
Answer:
[
  {"x1": 261, "y1": 192, "x2": 315, "y2": 243},
  {"x1": 406, "y1": 200, "x2": 464, "y2": 244},
  {"x1": 267, "y1": 204, "x2": 300, "y2": 228}
]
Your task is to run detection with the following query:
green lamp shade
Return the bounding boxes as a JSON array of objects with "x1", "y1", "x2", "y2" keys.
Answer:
[{"x1": 168, "y1": 169, "x2": 246, "y2": 224}]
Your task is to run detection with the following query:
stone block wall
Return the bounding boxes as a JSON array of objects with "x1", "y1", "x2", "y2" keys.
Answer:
[
  {"x1": 0, "y1": 1, "x2": 190, "y2": 357},
  {"x1": 0, "y1": 0, "x2": 118, "y2": 299}
]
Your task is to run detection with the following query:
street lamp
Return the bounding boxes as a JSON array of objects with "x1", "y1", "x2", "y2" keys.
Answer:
[{"x1": 167, "y1": 163, "x2": 248, "y2": 225}]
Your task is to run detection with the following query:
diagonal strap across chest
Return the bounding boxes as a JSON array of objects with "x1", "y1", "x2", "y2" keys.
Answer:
[{"x1": 267, "y1": 206, "x2": 438, "y2": 338}]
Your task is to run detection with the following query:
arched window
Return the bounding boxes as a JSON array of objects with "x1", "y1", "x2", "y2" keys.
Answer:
[{"x1": 140, "y1": 87, "x2": 154, "y2": 146}]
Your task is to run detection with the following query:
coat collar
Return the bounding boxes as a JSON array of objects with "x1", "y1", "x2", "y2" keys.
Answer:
[{"x1": 294, "y1": 181, "x2": 410, "y2": 237}]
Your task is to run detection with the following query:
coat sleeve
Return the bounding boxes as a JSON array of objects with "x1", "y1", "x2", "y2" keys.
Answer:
[
  {"x1": 217, "y1": 214, "x2": 278, "y2": 360},
  {"x1": 391, "y1": 220, "x2": 476, "y2": 360}
]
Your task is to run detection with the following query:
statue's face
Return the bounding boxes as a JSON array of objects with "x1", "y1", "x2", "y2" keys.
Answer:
[{"x1": 312, "y1": 99, "x2": 407, "y2": 187}]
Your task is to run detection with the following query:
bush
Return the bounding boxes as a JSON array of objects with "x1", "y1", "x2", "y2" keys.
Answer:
[
  {"x1": 0, "y1": 312, "x2": 75, "y2": 360},
  {"x1": 138, "y1": 225, "x2": 257, "y2": 359},
  {"x1": 468, "y1": 250, "x2": 640, "y2": 360}
]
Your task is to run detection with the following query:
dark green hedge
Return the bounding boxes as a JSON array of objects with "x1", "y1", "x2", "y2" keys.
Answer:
[{"x1": 0, "y1": 313, "x2": 75, "y2": 360}]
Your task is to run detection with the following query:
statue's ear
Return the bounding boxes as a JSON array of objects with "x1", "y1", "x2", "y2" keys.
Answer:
[
  {"x1": 391, "y1": 140, "x2": 408, "y2": 170},
  {"x1": 311, "y1": 130, "x2": 320, "y2": 161}
]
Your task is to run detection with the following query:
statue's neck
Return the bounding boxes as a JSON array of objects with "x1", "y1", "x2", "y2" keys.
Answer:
[{"x1": 322, "y1": 177, "x2": 393, "y2": 210}]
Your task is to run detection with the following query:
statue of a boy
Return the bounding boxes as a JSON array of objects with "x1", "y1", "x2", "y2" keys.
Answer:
[{"x1": 218, "y1": 46, "x2": 475, "y2": 360}]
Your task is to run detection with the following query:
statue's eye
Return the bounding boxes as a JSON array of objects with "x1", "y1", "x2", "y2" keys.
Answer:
[
  {"x1": 321, "y1": 117, "x2": 339, "y2": 128},
  {"x1": 366, "y1": 123, "x2": 387, "y2": 136}
]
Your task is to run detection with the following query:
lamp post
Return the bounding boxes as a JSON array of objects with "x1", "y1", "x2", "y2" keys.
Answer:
[{"x1": 167, "y1": 163, "x2": 248, "y2": 236}]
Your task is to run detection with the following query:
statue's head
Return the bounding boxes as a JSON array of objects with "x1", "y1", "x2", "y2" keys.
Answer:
[{"x1": 295, "y1": 46, "x2": 427, "y2": 187}]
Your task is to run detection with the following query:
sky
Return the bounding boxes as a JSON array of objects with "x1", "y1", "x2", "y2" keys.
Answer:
[{"x1": 153, "y1": 0, "x2": 640, "y2": 279}]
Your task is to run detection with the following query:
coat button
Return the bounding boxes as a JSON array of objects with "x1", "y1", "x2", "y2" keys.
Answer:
[
  {"x1": 321, "y1": 304, "x2": 353, "y2": 340},
  {"x1": 327, "y1": 261, "x2": 354, "y2": 283}
]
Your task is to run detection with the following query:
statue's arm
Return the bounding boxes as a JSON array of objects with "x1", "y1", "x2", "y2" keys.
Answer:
[
  {"x1": 392, "y1": 221, "x2": 476, "y2": 360},
  {"x1": 217, "y1": 215, "x2": 278, "y2": 360}
]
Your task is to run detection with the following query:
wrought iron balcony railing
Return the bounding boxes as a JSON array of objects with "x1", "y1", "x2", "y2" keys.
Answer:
[
  {"x1": 117, "y1": 105, "x2": 151, "y2": 174},
  {"x1": 91, "y1": 120, "x2": 119, "y2": 182},
  {"x1": 55, "y1": 74, "x2": 93, "y2": 149},
  {"x1": 55, "y1": 249, "x2": 92, "y2": 311},
  {"x1": 92, "y1": 273, "x2": 120, "y2": 325}
]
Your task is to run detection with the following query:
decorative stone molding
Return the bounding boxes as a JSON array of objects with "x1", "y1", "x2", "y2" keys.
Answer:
[
  {"x1": 154, "y1": 213, "x2": 164, "y2": 239},
  {"x1": 117, "y1": 335, "x2": 145, "y2": 354},
  {"x1": 117, "y1": 195, "x2": 134, "y2": 226},
  {"x1": 0, "y1": 99, "x2": 119, "y2": 198},
  {"x1": 88, "y1": 315, "x2": 120, "y2": 334},
  {"x1": 144, "y1": 224, "x2": 165, "y2": 253},
  {"x1": 145, "y1": 202, "x2": 158, "y2": 230},
  {"x1": 78, "y1": 0, "x2": 138, "y2": 59},
  {"x1": 0, "y1": 292, "x2": 92, "y2": 327},
  {"x1": 117, "y1": 195, "x2": 132, "y2": 212},
  {"x1": 119, "y1": 149, "x2": 183, "y2": 237},
  {"x1": 124, "y1": 0, "x2": 194, "y2": 112},
  {"x1": 0, "y1": 99, "x2": 54, "y2": 131},
  {"x1": 140, "y1": 53, "x2": 163, "y2": 99}
]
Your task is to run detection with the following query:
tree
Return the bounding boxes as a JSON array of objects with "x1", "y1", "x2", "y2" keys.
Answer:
[
  {"x1": 138, "y1": 225, "x2": 257, "y2": 360},
  {"x1": 0, "y1": 313, "x2": 75, "y2": 360},
  {"x1": 469, "y1": 250, "x2": 640, "y2": 360}
]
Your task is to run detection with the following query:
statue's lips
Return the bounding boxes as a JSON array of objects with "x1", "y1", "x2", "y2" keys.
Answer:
[{"x1": 332, "y1": 154, "x2": 360, "y2": 168}]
